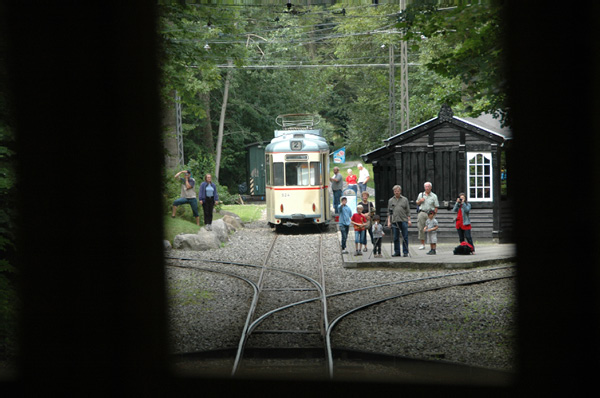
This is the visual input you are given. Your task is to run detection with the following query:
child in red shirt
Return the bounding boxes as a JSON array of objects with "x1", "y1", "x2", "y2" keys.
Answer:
[{"x1": 351, "y1": 204, "x2": 367, "y2": 256}]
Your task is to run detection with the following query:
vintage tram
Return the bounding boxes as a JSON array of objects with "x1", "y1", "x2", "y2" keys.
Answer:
[{"x1": 265, "y1": 114, "x2": 332, "y2": 228}]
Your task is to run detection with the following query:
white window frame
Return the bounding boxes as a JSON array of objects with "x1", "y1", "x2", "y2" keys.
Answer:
[{"x1": 467, "y1": 152, "x2": 493, "y2": 202}]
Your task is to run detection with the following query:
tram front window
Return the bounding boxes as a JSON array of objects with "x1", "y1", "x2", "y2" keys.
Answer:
[
  {"x1": 285, "y1": 162, "x2": 309, "y2": 186},
  {"x1": 273, "y1": 161, "x2": 322, "y2": 186}
]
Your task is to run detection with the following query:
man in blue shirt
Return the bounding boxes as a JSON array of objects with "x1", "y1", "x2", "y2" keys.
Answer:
[{"x1": 337, "y1": 196, "x2": 353, "y2": 254}]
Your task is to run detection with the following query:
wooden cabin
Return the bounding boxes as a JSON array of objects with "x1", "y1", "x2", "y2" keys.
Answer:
[
  {"x1": 245, "y1": 141, "x2": 269, "y2": 198},
  {"x1": 361, "y1": 105, "x2": 513, "y2": 242}
]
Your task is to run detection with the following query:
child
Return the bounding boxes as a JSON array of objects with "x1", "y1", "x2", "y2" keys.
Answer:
[
  {"x1": 337, "y1": 196, "x2": 353, "y2": 254},
  {"x1": 424, "y1": 210, "x2": 439, "y2": 255},
  {"x1": 371, "y1": 214, "x2": 385, "y2": 258},
  {"x1": 351, "y1": 204, "x2": 367, "y2": 256}
]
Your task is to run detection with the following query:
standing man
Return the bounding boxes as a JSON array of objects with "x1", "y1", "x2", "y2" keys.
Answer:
[
  {"x1": 357, "y1": 163, "x2": 370, "y2": 195},
  {"x1": 172, "y1": 170, "x2": 199, "y2": 226},
  {"x1": 330, "y1": 166, "x2": 343, "y2": 214},
  {"x1": 416, "y1": 182, "x2": 439, "y2": 250},
  {"x1": 387, "y1": 185, "x2": 412, "y2": 257}
]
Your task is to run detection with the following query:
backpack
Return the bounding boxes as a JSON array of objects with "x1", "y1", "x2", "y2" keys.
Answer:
[{"x1": 453, "y1": 241, "x2": 474, "y2": 255}]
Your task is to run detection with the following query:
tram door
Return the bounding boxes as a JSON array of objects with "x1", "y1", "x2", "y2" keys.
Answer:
[{"x1": 322, "y1": 152, "x2": 330, "y2": 221}]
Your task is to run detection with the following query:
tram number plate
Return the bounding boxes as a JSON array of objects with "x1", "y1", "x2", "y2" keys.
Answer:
[{"x1": 281, "y1": 193, "x2": 291, "y2": 198}]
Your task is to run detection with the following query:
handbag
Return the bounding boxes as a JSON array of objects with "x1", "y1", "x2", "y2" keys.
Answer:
[{"x1": 363, "y1": 202, "x2": 374, "y2": 229}]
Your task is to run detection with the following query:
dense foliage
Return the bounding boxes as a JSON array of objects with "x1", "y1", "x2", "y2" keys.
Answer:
[
  {"x1": 0, "y1": 0, "x2": 506, "y2": 362},
  {"x1": 158, "y1": 2, "x2": 507, "y2": 193}
]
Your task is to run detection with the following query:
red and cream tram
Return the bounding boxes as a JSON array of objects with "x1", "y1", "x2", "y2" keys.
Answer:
[{"x1": 265, "y1": 114, "x2": 332, "y2": 228}]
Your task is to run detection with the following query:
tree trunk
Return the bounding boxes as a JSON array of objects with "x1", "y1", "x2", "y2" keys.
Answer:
[
  {"x1": 201, "y1": 92, "x2": 214, "y2": 154},
  {"x1": 163, "y1": 91, "x2": 179, "y2": 170},
  {"x1": 214, "y1": 60, "x2": 232, "y2": 182}
]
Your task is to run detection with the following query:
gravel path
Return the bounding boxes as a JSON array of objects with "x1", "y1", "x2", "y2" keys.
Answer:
[{"x1": 166, "y1": 216, "x2": 516, "y2": 377}]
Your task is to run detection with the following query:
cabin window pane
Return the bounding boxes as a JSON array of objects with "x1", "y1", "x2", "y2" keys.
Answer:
[
  {"x1": 273, "y1": 162, "x2": 284, "y2": 186},
  {"x1": 467, "y1": 152, "x2": 492, "y2": 202}
]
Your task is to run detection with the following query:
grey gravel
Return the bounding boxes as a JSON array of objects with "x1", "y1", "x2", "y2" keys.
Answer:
[{"x1": 166, "y1": 216, "x2": 516, "y2": 377}]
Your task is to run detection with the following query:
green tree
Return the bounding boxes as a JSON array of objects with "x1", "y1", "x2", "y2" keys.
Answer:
[
  {"x1": 405, "y1": 1, "x2": 507, "y2": 123},
  {"x1": 157, "y1": 2, "x2": 508, "y2": 189}
]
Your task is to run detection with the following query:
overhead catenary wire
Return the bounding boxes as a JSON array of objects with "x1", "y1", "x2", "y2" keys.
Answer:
[
  {"x1": 165, "y1": 23, "x2": 402, "y2": 46},
  {"x1": 212, "y1": 62, "x2": 420, "y2": 69}
]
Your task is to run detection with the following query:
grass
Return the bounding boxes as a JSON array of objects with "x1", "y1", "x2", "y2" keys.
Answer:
[
  {"x1": 164, "y1": 215, "x2": 201, "y2": 244},
  {"x1": 168, "y1": 278, "x2": 214, "y2": 308},
  {"x1": 220, "y1": 204, "x2": 265, "y2": 223},
  {"x1": 164, "y1": 204, "x2": 265, "y2": 243}
]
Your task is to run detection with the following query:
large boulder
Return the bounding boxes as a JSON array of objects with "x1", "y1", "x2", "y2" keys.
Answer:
[
  {"x1": 222, "y1": 214, "x2": 243, "y2": 232},
  {"x1": 208, "y1": 219, "x2": 229, "y2": 243},
  {"x1": 171, "y1": 212, "x2": 244, "y2": 251},
  {"x1": 173, "y1": 229, "x2": 220, "y2": 251},
  {"x1": 219, "y1": 210, "x2": 243, "y2": 224}
]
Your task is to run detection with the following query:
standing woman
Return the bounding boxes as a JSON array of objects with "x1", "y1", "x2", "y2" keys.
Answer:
[
  {"x1": 453, "y1": 193, "x2": 474, "y2": 252},
  {"x1": 198, "y1": 174, "x2": 219, "y2": 230},
  {"x1": 345, "y1": 169, "x2": 358, "y2": 195}
]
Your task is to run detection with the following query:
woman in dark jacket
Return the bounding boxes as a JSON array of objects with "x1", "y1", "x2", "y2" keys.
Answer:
[
  {"x1": 198, "y1": 174, "x2": 219, "y2": 229},
  {"x1": 453, "y1": 193, "x2": 474, "y2": 252}
]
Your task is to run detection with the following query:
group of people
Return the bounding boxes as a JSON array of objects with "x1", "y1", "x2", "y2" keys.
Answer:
[
  {"x1": 336, "y1": 191, "x2": 384, "y2": 257},
  {"x1": 330, "y1": 164, "x2": 370, "y2": 212},
  {"x1": 171, "y1": 170, "x2": 219, "y2": 228},
  {"x1": 336, "y1": 180, "x2": 475, "y2": 257}
]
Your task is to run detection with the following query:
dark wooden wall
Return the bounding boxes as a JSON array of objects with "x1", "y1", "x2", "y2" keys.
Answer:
[{"x1": 371, "y1": 122, "x2": 509, "y2": 240}]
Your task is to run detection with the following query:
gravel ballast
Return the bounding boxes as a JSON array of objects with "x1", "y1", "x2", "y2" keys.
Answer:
[{"x1": 166, "y1": 217, "x2": 516, "y2": 378}]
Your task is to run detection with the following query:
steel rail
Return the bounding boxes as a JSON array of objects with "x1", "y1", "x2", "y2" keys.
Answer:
[
  {"x1": 166, "y1": 234, "x2": 331, "y2": 376},
  {"x1": 167, "y1": 255, "x2": 513, "y2": 301},
  {"x1": 166, "y1": 263, "x2": 259, "y2": 295},
  {"x1": 238, "y1": 234, "x2": 330, "y2": 377},
  {"x1": 324, "y1": 274, "x2": 515, "y2": 378},
  {"x1": 165, "y1": 256, "x2": 514, "y2": 378},
  {"x1": 317, "y1": 234, "x2": 334, "y2": 378},
  {"x1": 231, "y1": 234, "x2": 279, "y2": 376}
]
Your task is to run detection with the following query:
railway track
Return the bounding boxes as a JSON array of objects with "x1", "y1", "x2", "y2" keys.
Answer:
[
  {"x1": 232, "y1": 233, "x2": 330, "y2": 376},
  {"x1": 167, "y1": 230, "x2": 334, "y2": 378},
  {"x1": 165, "y1": 227, "x2": 515, "y2": 381}
]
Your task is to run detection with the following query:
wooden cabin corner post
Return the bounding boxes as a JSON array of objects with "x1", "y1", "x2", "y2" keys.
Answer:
[
  {"x1": 492, "y1": 143, "x2": 502, "y2": 240},
  {"x1": 427, "y1": 130, "x2": 435, "y2": 183},
  {"x1": 395, "y1": 145, "x2": 403, "y2": 190}
]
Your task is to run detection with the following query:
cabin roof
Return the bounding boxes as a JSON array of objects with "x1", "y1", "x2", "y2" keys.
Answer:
[{"x1": 362, "y1": 105, "x2": 511, "y2": 163}]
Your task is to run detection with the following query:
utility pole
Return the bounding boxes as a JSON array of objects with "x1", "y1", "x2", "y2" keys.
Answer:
[
  {"x1": 215, "y1": 59, "x2": 232, "y2": 182},
  {"x1": 389, "y1": 0, "x2": 410, "y2": 137},
  {"x1": 388, "y1": 44, "x2": 396, "y2": 137},
  {"x1": 399, "y1": 0, "x2": 410, "y2": 133}
]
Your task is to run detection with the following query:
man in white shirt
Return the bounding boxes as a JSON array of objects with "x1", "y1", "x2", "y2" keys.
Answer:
[{"x1": 357, "y1": 163, "x2": 370, "y2": 194}]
